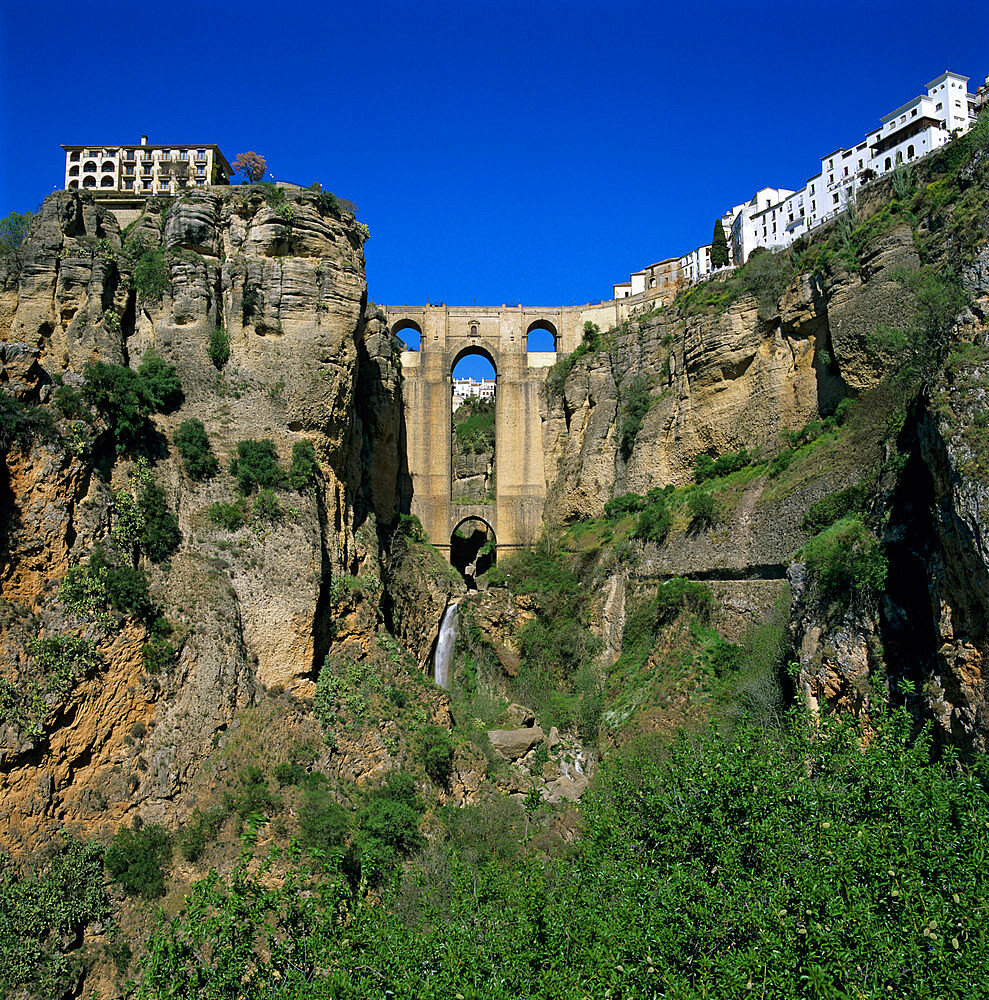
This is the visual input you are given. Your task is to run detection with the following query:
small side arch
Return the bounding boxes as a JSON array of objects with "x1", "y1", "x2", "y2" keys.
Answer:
[
  {"x1": 390, "y1": 317, "x2": 423, "y2": 350},
  {"x1": 82, "y1": 176, "x2": 96, "y2": 188},
  {"x1": 525, "y1": 318, "x2": 558, "y2": 352},
  {"x1": 100, "y1": 176, "x2": 114, "y2": 187}
]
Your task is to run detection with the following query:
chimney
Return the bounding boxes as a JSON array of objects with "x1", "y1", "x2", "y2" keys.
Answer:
[{"x1": 140, "y1": 135, "x2": 148, "y2": 146}]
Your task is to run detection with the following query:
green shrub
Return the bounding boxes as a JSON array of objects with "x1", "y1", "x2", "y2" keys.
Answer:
[
  {"x1": 694, "y1": 447, "x2": 753, "y2": 483},
  {"x1": 298, "y1": 789, "x2": 349, "y2": 855},
  {"x1": 0, "y1": 394, "x2": 54, "y2": 452},
  {"x1": 252, "y1": 488, "x2": 283, "y2": 522},
  {"x1": 61, "y1": 547, "x2": 155, "y2": 625},
  {"x1": 799, "y1": 515, "x2": 887, "y2": 605},
  {"x1": 142, "y1": 634, "x2": 176, "y2": 674},
  {"x1": 174, "y1": 418, "x2": 219, "y2": 480},
  {"x1": 604, "y1": 493, "x2": 646, "y2": 518},
  {"x1": 177, "y1": 808, "x2": 225, "y2": 863},
  {"x1": 104, "y1": 825, "x2": 172, "y2": 899},
  {"x1": 687, "y1": 488, "x2": 720, "y2": 527},
  {"x1": 229, "y1": 439, "x2": 286, "y2": 494},
  {"x1": 132, "y1": 249, "x2": 170, "y2": 302},
  {"x1": 136, "y1": 350, "x2": 182, "y2": 412},
  {"x1": 207, "y1": 326, "x2": 230, "y2": 369},
  {"x1": 208, "y1": 497, "x2": 249, "y2": 531},
  {"x1": 619, "y1": 375, "x2": 651, "y2": 459},
  {"x1": 0, "y1": 210, "x2": 35, "y2": 277},
  {"x1": 136, "y1": 481, "x2": 181, "y2": 561},
  {"x1": 653, "y1": 576, "x2": 713, "y2": 624},
  {"x1": 416, "y1": 724, "x2": 456, "y2": 785},
  {"x1": 81, "y1": 360, "x2": 179, "y2": 454},
  {"x1": 223, "y1": 766, "x2": 278, "y2": 823},
  {"x1": 52, "y1": 385, "x2": 87, "y2": 421},
  {"x1": 453, "y1": 398, "x2": 495, "y2": 454},
  {"x1": 801, "y1": 483, "x2": 865, "y2": 533},
  {"x1": 288, "y1": 439, "x2": 319, "y2": 490},
  {"x1": 632, "y1": 494, "x2": 671, "y2": 544}
]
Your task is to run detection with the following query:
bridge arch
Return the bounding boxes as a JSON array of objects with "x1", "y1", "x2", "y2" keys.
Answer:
[
  {"x1": 525, "y1": 318, "x2": 558, "y2": 352},
  {"x1": 391, "y1": 317, "x2": 423, "y2": 351},
  {"x1": 451, "y1": 342, "x2": 498, "y2": 373},
  {"x1": 450, "y1": 515, "x2": 496, "y2": 589}
]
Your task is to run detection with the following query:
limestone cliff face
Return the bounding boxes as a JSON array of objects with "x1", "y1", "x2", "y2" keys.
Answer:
[
  {"x1": 0, "y1": 189, "x2": 415, "y2": 848},
  {"x1": 538, "y1": 186, "x2": 989, "y2": 749}
]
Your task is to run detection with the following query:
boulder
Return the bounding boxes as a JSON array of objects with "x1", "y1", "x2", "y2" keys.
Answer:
[{"x1": 487, "y1": 726, "x2": 544, "y2": 761}]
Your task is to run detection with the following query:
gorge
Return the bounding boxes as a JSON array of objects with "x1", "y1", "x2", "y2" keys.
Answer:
[{"x1": 1, "y1": 116, "x2": 989, "y2": 998}]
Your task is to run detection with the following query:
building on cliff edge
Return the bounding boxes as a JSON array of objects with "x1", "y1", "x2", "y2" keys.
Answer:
[
  {"x1": 61, "y1": 135, "x2": 232, "y2": 197},
  {"x1": 452, "y1": 377, "x2": 496, "y2": 411},
  {"x1": 613, "y1": 69, "x2": 983, "y2": 308}
]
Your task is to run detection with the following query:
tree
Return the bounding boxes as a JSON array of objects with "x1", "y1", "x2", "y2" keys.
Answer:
[
  {"x1": 0, "y1": 211, "x2": 35, "y2": 277},
  {"x1": 232, "y1": 151, "x2": 267, "y2": 184},
  {"x1": 711, "y1": 218, "x2": 730, "y2": 268}
]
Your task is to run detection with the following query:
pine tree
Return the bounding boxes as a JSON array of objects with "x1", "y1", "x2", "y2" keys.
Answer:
[{"x1": 711, "y1": 219, "x2": 730, "y2": 268}]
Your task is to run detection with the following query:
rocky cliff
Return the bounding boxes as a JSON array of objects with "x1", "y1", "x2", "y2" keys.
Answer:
[{"x1": 0, "y1": 187, "x2": 456, "y2": 853}]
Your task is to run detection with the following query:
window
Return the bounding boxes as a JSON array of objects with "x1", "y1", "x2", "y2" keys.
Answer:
[
  {"x1": 810, "y1": 183, "x2": 815, "y2": 193},
  {"x1": 828, "y1": 158, "x2": 833, "y2": 168},
  {"x1": 788, "y1": 213, "x2": 794, "y2": 222},
  {"x1": 884, "y1": 157, "x2": 891, "y2": 170},
  {"x1": 858, "y1": 159, "x2": 863, "y2": 169},
  {"x1": 143, "y1": 181, "x2": 151, "y2": 190},
  {"x1": 907, "y1": 144, "x2": 915, "y2": 159},
  {"x1": 196, "y1": 165, "x2": 205, "y2": 175},
  {"x1": 125, "y1": 165, "x2": 134, "y2": 175},
  {"x1": 937, "y1": 102, "x2": 943, "y2": 110},
  {"x1": 125, "y1": 180, "x2": 134, "y2": 190},
  {"x1": 68, "y1": 179, "x2": 79, "y2": 189},
  {"x1": 843, "y1": 166, "x2": 849, "y2": 176},
  {"x1": 124, "y1": 151, "x2": 135, "y2": 161},
  {"x1": 83, "y1": 160, "x2": 97, "y2": 172},
  {"x1": 911, "y1": 109, "x2": 917, "y2": 117},
  {"x1": 160, "y1": 150, "x2": 170, "y2": 160},
  {"x1": 196, "y1": 149, "x2": 205, "y2": 159},
  {"x1": 811, "y1": 200, "x2": 816, "y2": 211},
  {"x1": 70, "y1": 151, "x2": 80, "y2": 162},
  {"x1": 180, "y1": 150, "x2": 188, "y2": 159},
  {"x1": 196, "y1": 180, "x2": 204, "y2": 188},
  {"x1": 832, "y1": 193, "x2": 840, "y2": 205},
  {"x1": 69, "y1": 166, "x2": 79, "y2": 177},
  {"x1": 143, "y1": 151, "x2": 152, "y2": 160},
  {"x1": 828, "y1": 174, "x2": 833, "y2": 184}
]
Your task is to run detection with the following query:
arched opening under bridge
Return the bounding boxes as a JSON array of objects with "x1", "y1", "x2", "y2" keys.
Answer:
[
  {"x1": 451, "y1": 347, "x2": 496, "y2": 509},
  {"x1": 450, "y1": 517, "x2": 496, "y2": 590}
]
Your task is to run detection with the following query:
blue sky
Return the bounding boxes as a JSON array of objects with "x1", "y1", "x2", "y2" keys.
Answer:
[{"x1": 2, "y1": 0, "x2": 986, "y2": 369}]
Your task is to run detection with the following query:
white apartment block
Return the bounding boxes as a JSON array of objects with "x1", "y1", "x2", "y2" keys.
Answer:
[
  {"x1": 452, "y1": 378, "x2": 496, "y2": 411},
  {"x1": 614, "y1": 69, "x2": 982, "y2": 304},
  {"x1": 62, "y1": 136, "x2": 232, "y2": 196}
]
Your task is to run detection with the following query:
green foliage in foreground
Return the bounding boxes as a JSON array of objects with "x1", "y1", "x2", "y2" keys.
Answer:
[
  {"x1": 0, "y1": 837, "x2": 109, "y2": 1000},
  {"x1": 135, "y1": 709, "x2": 989, "y2": 999}
]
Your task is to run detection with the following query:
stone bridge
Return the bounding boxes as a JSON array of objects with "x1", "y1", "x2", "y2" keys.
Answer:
[{"x1": 382, "y1": 303, "x2": 590, "y2": 556}]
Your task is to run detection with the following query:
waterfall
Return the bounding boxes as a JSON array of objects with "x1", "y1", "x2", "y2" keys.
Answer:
[{"x1": 433, "y1": 602, "x2": 459, "y2": 689}]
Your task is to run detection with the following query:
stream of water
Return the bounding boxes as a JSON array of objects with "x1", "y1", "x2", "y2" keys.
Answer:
[{"x1": 434, "y1": 602, "x2": 459, "y2": 689}]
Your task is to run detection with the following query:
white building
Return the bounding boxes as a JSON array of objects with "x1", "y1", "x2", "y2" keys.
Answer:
[
  {"x1": 62, "y1": 136, "x2": 232, "y2": 196},
  {"x1": 614, "y1": 69, "x2": 981, "y2": 299},
  {"x1": 452, "y1": 378, "x2": 496, "y2": 411}
]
